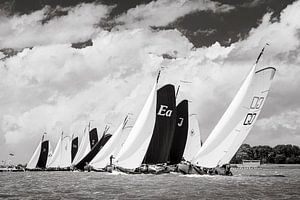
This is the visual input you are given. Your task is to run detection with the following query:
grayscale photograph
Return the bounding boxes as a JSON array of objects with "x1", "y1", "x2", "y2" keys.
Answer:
[{"x1": 0, "y1": 0, "x2": 299, "y2": 199}]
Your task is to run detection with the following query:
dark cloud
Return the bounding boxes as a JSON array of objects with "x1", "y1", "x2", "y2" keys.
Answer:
[
  {"x1": 1, "y1": 0, "x2": 296, "y2": 48},
  {"x1": 160, "y1": 0, "x2": 297, "y2": 47},
  {"x1": 0, "y1": 0, "x2": 152, "y2": 16}
]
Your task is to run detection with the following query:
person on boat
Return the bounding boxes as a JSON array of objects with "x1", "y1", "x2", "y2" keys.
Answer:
[
  {"x1": 109, "y1": 155, "x2": 115, "y2": 166},
  {"x1": 84, "y1": 162, "x2": 91, "y2": 172},
  {"x1": 225, "y1": 164, "x2": 232, "y2": 176}
]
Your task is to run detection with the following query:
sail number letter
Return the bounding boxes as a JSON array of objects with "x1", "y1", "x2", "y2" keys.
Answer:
[
  {"x1": 178, "y1": 118, "x2": 184, "y2": 127},
  {"x1": 250, "y1": 96, "x2": 264, "y2": 109},
  {"x1": 243, "y1": 113, "x2": 257, "y2": 125},
  {"x1": 157, "y1": 105, "x2": 173, "y2": 117}
]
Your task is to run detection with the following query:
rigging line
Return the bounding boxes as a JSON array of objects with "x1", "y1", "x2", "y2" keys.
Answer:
[
  {"x1": 123, "y1": 115, "x2": 129, "y2": 129},
  {"x1": 175, "y1": 85, "x2": 180, "y2": 99},
  {"x1": 180, "y1": 80, "x2": 192, "y2": 84}
]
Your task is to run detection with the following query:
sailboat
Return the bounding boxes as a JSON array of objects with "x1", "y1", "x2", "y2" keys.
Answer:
[
  {"x1": 176, "y1": 114, "x2": 203, "y2": 174},
  {"x1": 182, "y1": 114, "x2": 202, "y2": 162},
  {"x1": 47, "y1": 132, "x2": 71, "y2": 170},
  {"x1": 90, "y1": 116, "x2": 130, "y2": 171},
  {"x1": 168, "y1": 99, "x2": 189, "y2": 165},
  {"x1": 71, "y1": 124, "x2": 100, "y2": 167},
  {"x1": 114, "y1": 74, "x2": 159, "y2": 171},
  {"x1": 74, "y1": 126, "x2": 111, "y2": 170},
  {"x1": 143, "y1": 84, "x2": 177, "y2": 165},
  {"x1": 26, "y1": 133, "x2": 52, "y2": 170},
  {"x1": 190, "y1": 45, "x2": 276, "y2": 175}
]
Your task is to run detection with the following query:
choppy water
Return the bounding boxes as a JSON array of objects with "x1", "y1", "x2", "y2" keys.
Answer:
[{"x1": 1, "y1": 166, "x2": 300, "y2": 199}]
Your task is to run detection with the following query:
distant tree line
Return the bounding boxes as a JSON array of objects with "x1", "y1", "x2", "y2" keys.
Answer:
[{"x1": 231, "y1": 144, "x2": 300, "y2": 164}]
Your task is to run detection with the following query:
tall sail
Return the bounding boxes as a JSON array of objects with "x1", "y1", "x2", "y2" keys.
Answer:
[
  {"x1": 143, "y1": 84, "x2": 176, "y2": 164},
  {"x1": 75, "y1": 132, "x2": 112, "y2": 170},
  {"x1": 169, "y1": 100, "x2": 189, "y2": 165},
  {"x1": 111, "y1": 125, "x2": 131, "y2": 157},
  {"x1": 90, "y1": 117, "x2": 130, "y2": 169},
  {"x1": 71, "y1": 137, "x2": 79, "y2": 163},
  {"x1": 47, "y1": 133, "x2": 71, "y2": 168},
  {"x1": 46, "y1": 142, "x2": 53, "y2": 167},
  {"x1": 26, "y1": 133, "x2": 51, "y2": 169},
  {"x1": 72, "y1": 127, "x2": 101, "y2": 165},
  {"x1": 27, "y1": 141, "x2": 42, "y2": 169},
  {"x1": 183, "y1": 114, "x2": 201, "y2": 161},
  {"x1": 192, "y1": 65, "x2": 276, "y2": 168},
  {"x1": 219, "y1": 67, "x2": 276, "y2": 166},
  {"x1": 47, "y1": 135, "x2": 62, "y2": 168},
  {"x1": 36, "y1": 140, "x2": 49, "y2": 168},
  {"x1": 115, "y1": 82, "x2": 157, "y2": 169},
  {"x1": 89, "y1": 128, "x2": 98, "y2": 149},
  {"x1": 60, "y1": 136, "x2": 71, "y2": 168}
]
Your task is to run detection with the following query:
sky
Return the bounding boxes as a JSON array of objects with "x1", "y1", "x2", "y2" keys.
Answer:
[{"x1": 0, "y1": 0, "x2": 300, "y2": 164}]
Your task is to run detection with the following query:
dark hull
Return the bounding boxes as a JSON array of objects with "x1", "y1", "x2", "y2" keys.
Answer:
[
  {"x1": 45, "y1": 167, "x2": 71, "y2": 171},
  {"x1": 177, "y1": 162, "x2": 233, "y2": 176},
  {"x1": 115, "y1": 165, "x2": 170, "y2": 175}
]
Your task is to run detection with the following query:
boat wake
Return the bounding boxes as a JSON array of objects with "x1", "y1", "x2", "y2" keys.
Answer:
[
  {"x1": 108, "y1": 171, "x2": 128, "y2": 175},
  {"x1": 247, "y1": 174, "x2": 285, "y2": 178},
  {"x1": 179, "y1": 174, "x2": 219, "y2": 178}
]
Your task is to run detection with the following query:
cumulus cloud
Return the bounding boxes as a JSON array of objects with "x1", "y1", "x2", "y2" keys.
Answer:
[
  {"x1": 0, "y1": 28, "x2": 193, "y2": 162},
  {"x1": 257, "y1": 108, "x2": 300, "y2": 131},
  {"x1": 1, "y1": 0, "x2": 300, "y2": 163},
  {"x1": 115, "y1": 0, "x2": 234, "y2": 28},
  {"x1": 0, "y1": 3, "x2": 111, "y2": 48}
]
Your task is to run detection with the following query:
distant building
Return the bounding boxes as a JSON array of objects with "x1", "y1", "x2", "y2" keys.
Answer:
[{"x1": 237, "y1": 160, "x2": 261, "y2": 168}]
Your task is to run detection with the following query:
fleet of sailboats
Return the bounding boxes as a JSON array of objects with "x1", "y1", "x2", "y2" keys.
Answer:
[{"x1": 24, "y1": 46, "x2": 276, "y2": 175}]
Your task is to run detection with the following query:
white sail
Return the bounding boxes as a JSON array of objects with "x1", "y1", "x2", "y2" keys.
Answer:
[
  {"x1": 115, "y1": 82, "x2": 157, "y2": 169},
  {"x1": 26, "y1": 141, "x2": 42, "y2": 169},
  {"x1": 47, "y1": 136, "x2": 61, "y2": 168},
  {"x1": 46, "y1": 141, "x2": 53, "y2": 167},
  {"x1": 218, "y1": 67, "x2": 276, "y2": 166},
  {"x1": 111, "y1": 127, "x2": 131, "y2": 157},
  {"x1": 47, "y1": 134, "x2": 71, "y2": 168},
  {"x1": 192, "y1": 65, "x2": 276, "y2": 168},
  {"x1": 60, "y1": 136, "x2": 71, "y2": 168},
  {"x1": 183, "y1": 115, "x2": 201, "y2": 161},
  {"x1": 71, "y1": 128, "x2": 89, "y2": 165},
  {"x1": 90, "y1": 119, "x2": 130, "y2": 169}
]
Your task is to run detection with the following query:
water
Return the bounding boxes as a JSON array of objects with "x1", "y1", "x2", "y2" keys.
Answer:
[{"x1": 1, "y1": 166, "x2": 300, "y2": 199}]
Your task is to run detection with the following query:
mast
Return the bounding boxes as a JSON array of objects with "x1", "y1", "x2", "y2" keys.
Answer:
[
  {"x1": 156, "y1": 70, "x2": 161, "y2": 83},
  {"x1": 255, "y1": 43, "x2": 269, "y2": 64},
  {"x1": 175, "y1": 85, "x2": 180, "y2": 99}
]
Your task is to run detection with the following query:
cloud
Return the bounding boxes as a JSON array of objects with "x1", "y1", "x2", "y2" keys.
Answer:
[
  {"x1": 115, "y1": 0, "x2": 234, "y2": 28},
  {"x1": 0, "y1": 3, "x2": 111, "y2": 48},
  {"x1": 0, "y1": 28, "x2": 193, "y2": 162},
  {"x1": 257, "y1": 108, "x2": 300, "y2": 131}
]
